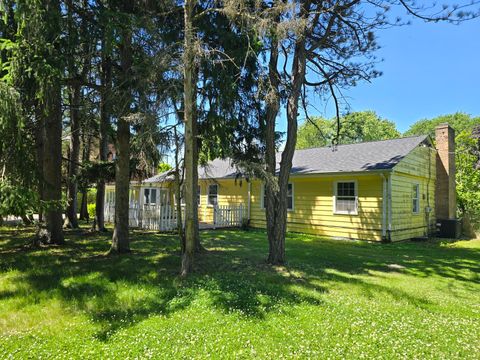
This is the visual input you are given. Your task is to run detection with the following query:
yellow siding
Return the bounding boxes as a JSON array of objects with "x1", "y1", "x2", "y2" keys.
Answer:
[
  {"x1": 198, "y1": 179, "x2": 249, "y2": 223},
  {"x1": 390, "y1": 145, "x2": 436, "y2": 241},
  {"x1": 250, "y1": 175, "x2": 384, "y2": 241},
  {"x1": 114, "y1": 142, "x2": 436, "y2": 243}
]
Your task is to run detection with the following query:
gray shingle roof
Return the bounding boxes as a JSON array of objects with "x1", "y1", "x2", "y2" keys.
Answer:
[
  {"x1": 144, "y1": 169, "x2": 176, "y2": 183},
  {"x1": 288, "y1": 135, "x2": 429, "y2": 175},
  {"x1": 144, "y1": 135, "x2": 430, "y2": 182}
]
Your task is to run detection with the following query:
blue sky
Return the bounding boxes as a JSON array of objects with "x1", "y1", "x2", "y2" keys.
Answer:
[{"x1": 289, "y1": 6, "x2": 480, "y2": 134}]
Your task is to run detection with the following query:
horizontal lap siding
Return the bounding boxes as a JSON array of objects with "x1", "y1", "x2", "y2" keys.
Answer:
[
  {"x1": 250, "y1": 175, "x2": 384, "y2": 241},
  {"x1": 390, "y1": 145, "x2": 436, "y2": 241},
  {"x1": 114, "y1": 143, "x2": 437, "y2": 243},
  {"x1": 198, "y1": 179, "x2": 249, "y2": 223}
]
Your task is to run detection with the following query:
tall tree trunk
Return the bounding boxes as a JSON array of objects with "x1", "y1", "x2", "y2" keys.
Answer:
[
  {"x1": 95, "y1": 40, "x2": 112, "y2": 232},
  {"x1": 181, "y1": 0, "x2": 198, "y2": 276},
  {"x1": 79, "y1": 189, "x2": 89, "y2": 220},
  {"x1": 174, "y1": 125, "x2": 185, "y2": 249},
  {"x1": 268, "y1": 36, "x2": 306, "y2": 264},
  {"x1": 110, "y1": 1, "x2": 133, "y2": 253},
  {"x1": 111, "y1": 116, "x2": 130, "y2": 253},
  {"x1": 40, "y1": 0, "x2": 64, "y2": 244},
  {"x1": 43, "y1": 81, "x2": 65, "y2": 244},
  {"x1": 265, "y1": 32, "x2": 281, "y2": 264},
  {"x1": 65, "y1": 84, "x2": 81, "y2": 228},
  {"x1": 35, "y1": 108, "x2": 45, "y2": 223},
  {"x1": 193, "y1": 125, "x2": 202, "y2": 253}
]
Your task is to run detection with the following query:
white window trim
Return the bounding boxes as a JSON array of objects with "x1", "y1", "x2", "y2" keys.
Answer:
[
  {"x1": 207, "y1": 184, "x2": 218, "y2": 207},
  {"x1": 333, "y1": 180, "x2": 358, "y2": 215},
  {"x1": 288, "y1": 183, "x2": 294, "y2": 211},
  {"x1": 143, "y1": 187, "x2": 159, "y2": 206},
  {"x1": 412, "y1": 183, "x2": 420, "y2": 214},
  {"x1": 261, "y1": 183, "x2": 294, "y2": 211}
]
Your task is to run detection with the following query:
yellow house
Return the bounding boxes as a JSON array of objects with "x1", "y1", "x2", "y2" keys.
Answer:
[{"x1": 105, "y1": 124, "x2": 457, "y2": 242}]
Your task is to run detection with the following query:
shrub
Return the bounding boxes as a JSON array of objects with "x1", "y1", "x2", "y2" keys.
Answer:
[{"x1": 87, "y1": 203, "x2": 96, "y2": 220}]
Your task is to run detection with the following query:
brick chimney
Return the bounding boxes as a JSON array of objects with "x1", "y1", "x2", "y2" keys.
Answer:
[{"x1": 435, "y1": 124, "x2": 456, "y2": 220}]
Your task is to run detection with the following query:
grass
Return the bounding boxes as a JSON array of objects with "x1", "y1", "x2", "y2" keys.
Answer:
[{"x1": 0, "y1": 225, "x2": 479, "y2": 359}]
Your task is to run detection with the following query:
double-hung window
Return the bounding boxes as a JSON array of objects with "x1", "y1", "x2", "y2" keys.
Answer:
[
  {"x1": 412, "y1": 184, "x2": 420, "y2": 213},
  {"x1": 286, "y1": 183, "x2": 294, "y2": 210},
  {"x1": 262, "y1": 183, "x2": 294, "y2": 210},
  {"x1": 208, "y1": 184, "x2": 218, "y2": 206},
  {"x1": 334, "y1": 181, "x2": 357, "y2": 214},
  {"x1": 144, "y1": 188, "x2": 157, "y2": 206}
]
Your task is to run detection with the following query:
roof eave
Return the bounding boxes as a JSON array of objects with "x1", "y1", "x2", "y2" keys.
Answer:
[{"x1": 199, "y1": 168, "x2": 393, "y2": 181}]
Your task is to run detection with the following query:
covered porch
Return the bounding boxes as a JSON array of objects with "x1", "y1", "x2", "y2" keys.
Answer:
[{"x1": 104, "y1": 184, "x2": 247, "y2": 231}]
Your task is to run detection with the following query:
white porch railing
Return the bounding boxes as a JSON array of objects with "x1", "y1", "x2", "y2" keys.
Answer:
[
  {"x1": 105, "y1": 203, "x2": 115, "y2": 224},
  {"x1": 129, "y1": 202, "x2": 141, "y2": 228},
  {"x1": 140, "y1": 204, "x2": 182, "y2": 231},
  {"x1": 104, "y1": 203, "x2": 246, "y2": 231},
  {"x1": 105, "y1": 202, "x2": 143, "y2": 228}
]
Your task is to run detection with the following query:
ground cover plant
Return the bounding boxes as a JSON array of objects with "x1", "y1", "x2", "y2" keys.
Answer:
[{"x1": 0, "y1": 226, "x2": 479, "y2": 359}]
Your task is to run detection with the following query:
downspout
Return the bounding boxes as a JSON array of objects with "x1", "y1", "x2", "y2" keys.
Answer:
[
  {"x1": 381, "y1": 173, "x2": 387, "y2": 240},
  {"x1": 387, "y1": 172, "x2": 393, "y2": 242}
]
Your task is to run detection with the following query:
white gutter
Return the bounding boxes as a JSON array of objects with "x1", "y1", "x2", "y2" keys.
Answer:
[
  {"x1": 387, "y1": 172, "x2": 393, "y2": 241},
  {"x1": 381, "y1": 174, "x2": 387, "y2": 239}
]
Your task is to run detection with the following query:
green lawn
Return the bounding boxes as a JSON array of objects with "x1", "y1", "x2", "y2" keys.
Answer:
[{"x1": 0, "y1": 226, "x2": 479, "y2": 359}]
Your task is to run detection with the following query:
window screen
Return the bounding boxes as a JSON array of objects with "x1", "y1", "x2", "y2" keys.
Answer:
[
  {"x1": 144, "y1": 188, "x2": 157, "y2": 205},
  {"x1": 287, "y1": 183, "x2": 293, "y2": 210},
  {"x1": 335, "y1": 182, "x2": 357, "y2": 214},
  {"x1": 412, "y1": 184, "x2": 420, "y2": 213},
  {"x1": 208, "y1": 184, "x2": 218, "y2": 206}
]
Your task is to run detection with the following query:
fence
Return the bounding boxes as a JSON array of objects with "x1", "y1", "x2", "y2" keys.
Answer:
[
  {"x1": 213, "y1": 204, "x2": 246, "y2": 228},
  {"x1": 104, "y1": 203, "x2": 115, "y2": 224},
  {"x1": 140, "y1": 204, "x2": 181, "y2": 231},
  {"x1": 105, "y1": 203, "x2": 246, "y2": 231},
  {"x1": 105, "y1": 202, "x2": 182, "y2": 231}
]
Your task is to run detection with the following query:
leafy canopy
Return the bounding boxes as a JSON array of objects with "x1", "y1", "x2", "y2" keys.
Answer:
[
  {"x1": 404, "y1": 113, "x2": 480, "y2": 138},
  {"x1": 405, "y1": 113, "x2": 480, "y2": 227},
  {"x1": 296, "y1": 111, "x2": 400, "y2": 149}
]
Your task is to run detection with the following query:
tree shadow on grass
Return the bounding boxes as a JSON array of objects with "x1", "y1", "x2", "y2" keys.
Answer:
[
  {"x1": 0, "y1": 228, "x2": 328, "y2": 339},
  {"x1": 0, "y1": 227, "x2": 479, "y2": 341},
  {"x1": 196, "y1": 230, "x2": 480, "y2": 311},
  {"x1": 201, "y1": 229, "x2": 480, "y2": 277},
  {"x1": 242, "y1": 230, "x2": 480, "y2": 284}
]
